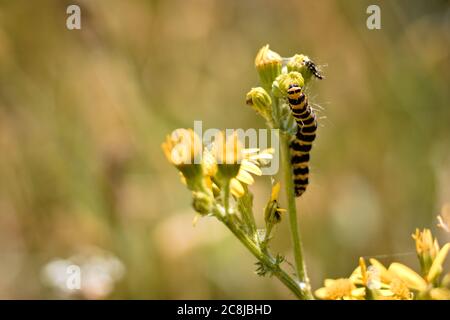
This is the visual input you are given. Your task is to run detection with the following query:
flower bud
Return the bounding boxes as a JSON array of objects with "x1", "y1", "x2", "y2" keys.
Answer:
[
  {"x1": 412, "y1": 228, "x2": 439, "y2": 275},
  {"x1": 264, "y1": 183, "x2": 284, "y2": 226},
  {"x1": 192, "y1": 191, "x2": 213, "y2": 215},
  {"x1": 264, "y1": 199, "x2": 282, "y2": 226},
  {"x1": 427, "y1": 243, "x2": 450, "y2": 283},
  {"x1": 272, "y1": 72, "x2": 305, "y2": 98},
  {"x1": 246, "y1": 87, "x2": 273, "y2": 122},
  {"x1": 287, "y1": 54, "x2": 323, "y2": 82},
  {"x1": 255, "y1": 45, "x2": 282, "y2": 90}
]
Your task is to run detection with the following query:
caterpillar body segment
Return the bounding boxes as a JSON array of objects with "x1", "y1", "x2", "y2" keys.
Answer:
[{"x1": 287, "y1": 84, "x2": 317, "y2": 197}]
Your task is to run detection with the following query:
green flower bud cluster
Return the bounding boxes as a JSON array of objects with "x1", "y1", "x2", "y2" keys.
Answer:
[{"x1": 250, "y1": 46, "x2": 323, "y2": 132}]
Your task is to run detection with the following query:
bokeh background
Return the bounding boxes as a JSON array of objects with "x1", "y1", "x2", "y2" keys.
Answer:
[{"x1": 0, "y1": 0, "x2": 449, "y2": 299}]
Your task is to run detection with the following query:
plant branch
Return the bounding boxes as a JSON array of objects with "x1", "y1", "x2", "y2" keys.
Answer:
[{"x1": 214, "y1": 206, "x2": 305, "y2": 299}]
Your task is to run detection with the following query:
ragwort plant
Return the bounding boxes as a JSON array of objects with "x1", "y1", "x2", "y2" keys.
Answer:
[{"x1": 162, "y1": 45, "x2": 450, "y2": 300}]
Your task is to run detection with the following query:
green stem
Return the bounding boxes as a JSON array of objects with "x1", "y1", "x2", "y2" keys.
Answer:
[
  {"x1": 237, "y1": 188, "x2": 257, "y2": 239},
  {"x1": 216, "y1": 208, "x2": 304, "y2": 299},
  {"x1": 223, "y1": 180, "x2": 231, "y2": 215},
  {"x1": 280, "y1": 131, "x2": 314, "y2": 300}
]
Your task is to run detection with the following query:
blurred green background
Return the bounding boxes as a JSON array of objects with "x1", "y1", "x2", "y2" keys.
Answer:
[{"x1": 0, "y1": 0, "x2": 449, "y2": 299}]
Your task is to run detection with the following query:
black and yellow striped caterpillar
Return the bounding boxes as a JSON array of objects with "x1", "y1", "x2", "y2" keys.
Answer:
[{"x1": 287, "y1": 83, "x2": 318, "y2": 197}]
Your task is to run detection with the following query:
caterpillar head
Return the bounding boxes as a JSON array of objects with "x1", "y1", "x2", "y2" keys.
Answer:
[
  {"x1": 272, "y1": 71, "x2": 304, "y2": 98},
  {"x1": 287, "y1": 83, "x2": 302, "y2": 99}
]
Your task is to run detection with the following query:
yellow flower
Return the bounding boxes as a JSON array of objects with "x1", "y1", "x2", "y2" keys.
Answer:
[
  {"x1": 388, "y1": 278, "x2": 413, "y2": 300},
  {"x1": 340, "y1": 258, "x2": 416, "y2": 300},
  {"x1": 213, "y1": 131, "x2": 243, "y2": 166},
  {"x1": 348, "y1": 258, "x2": 416, "y2": 300},
  {"x1": 206, "y1": 134, "x2": 273, "y2": 198},
  {"x1": 367, "y1": 240, "x2": 448, "y2": 298},
  {"x1": 231, "y1": 148, "x2": 273, "y2": 197},
  {"x1": 321, "y1": 229, "x2": 449, "y2": 300},
  {"x1": 167, "y1": 130, "x2": 273, "y2": 198},
  {"x1": 162, "y1": 128, "x2": 202, "y2": 166},
  {"x1": 349, "y1": 258, "x2": 397, "y2": 299},
  {"x1": 372, "y1": 278, "x2": 413, "y2": 300},
  {"x1": 315, "y1": 278, "x2": 365, "y2": 300},
  {"x1": 162, "y1": 129, "x2": 204, "y2": 189}
]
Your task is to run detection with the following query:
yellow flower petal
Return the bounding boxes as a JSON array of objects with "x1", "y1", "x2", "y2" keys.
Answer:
[
  {"x1": 241, "y1": 148, "x2": 260, "y2": 155},
  {"x1": 320, "y1": 278, "x2": 355, "y2": 300},
  {"x1": 388, "y1": 263, "x2": 427, "y2": 291},
  {"x1": 324, "y1": 279, "x2": 336, "y2": 287},
  {"x1": 427, "y1": 243, "x2": 450, "y2": 283},
  {"x1": 369, "y1": 258, "x2": 388, "y2": 273},
  {"x1": 213, "y1": 131, "x2": 243, "y2": 164},
  {"x1": 249, "y1": 153, "x2": 273, "y2": 161},
  {"x1": 202, "y1": 149, "x2": 218, "y2": 176},
  {"x1": 240, "y1": 159, "x2": 262, "y2": 176},
  {"x1": 236, "y1": 169, "x2": 255, "y2": 185},
  {"x1": 314, "y1": 287, "x2": 329, "y2": 300},
  {"x1": 376, "y1": 288, "x2": 395, "y2": 297},
  {"x1": 369, "y1": 258, "x2": 393, "y2": 283},
  {"x1": 429, "y1": 288, "x2": 450, "y2": 300},
  {"x1": 359, "y1": 257, "x2": 368, "y2": 285},
  {"x1": 349, "y1": 266, "x2": 363, "y2": 285},
  {"x1": 230, "y1": 178, "x2": 245, "y2": 197},
  {"x1": 412, "y1": 228, "x2": 439, "y2": 259},
  {"x1": 270, "y1": 182, "x2": 281, "y2": 201},
  {"x1": 351, "y1": 287, "x2": 366, "y2": 297},
  {"x1": 248, "y1": 148, "x2": 274, "y2": 161}
]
